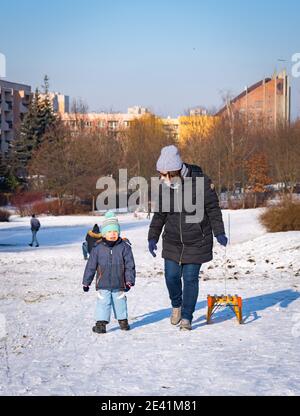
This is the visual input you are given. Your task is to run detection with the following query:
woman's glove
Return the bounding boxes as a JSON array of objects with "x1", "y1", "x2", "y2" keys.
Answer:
[
  {"x1": 216, "y1": 234, "x2": 228, "y2": 247},
  {"x1": 148, "y1": 239, "x2": 158, "y2": 257}
]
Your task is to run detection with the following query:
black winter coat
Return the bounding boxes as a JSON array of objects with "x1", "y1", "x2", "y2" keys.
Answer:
[
  {"x1": 148, "y1": 164, "x2": 225, "y2": 265},
  {"x1": 85, "y1": 230, "x2": 102, "y2": 254}
]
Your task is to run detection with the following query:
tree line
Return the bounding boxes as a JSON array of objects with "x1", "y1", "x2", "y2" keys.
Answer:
[{"x1": 1, "y1": 82, "x2": 300, "y2": 211}]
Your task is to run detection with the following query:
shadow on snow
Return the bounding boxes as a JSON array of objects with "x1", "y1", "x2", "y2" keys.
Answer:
[{"x1": 113, "y1": 289, "x2": 300, "y2": 332}]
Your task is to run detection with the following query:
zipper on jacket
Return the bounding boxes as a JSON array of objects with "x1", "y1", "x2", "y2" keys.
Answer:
[
  {"x1": 176, "y1": 187, "x2": 184, "y2": 266},
  {"x1": 199, "y1": 223, "x2": 205, "y2": 238},
  {"x1": 110, "y1": 249, "x2": 113, "y2": 290}
]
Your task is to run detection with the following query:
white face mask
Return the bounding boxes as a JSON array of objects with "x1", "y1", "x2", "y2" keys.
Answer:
[{"x1": 161, "y1": 176, "x2": 181, "y2": 190}]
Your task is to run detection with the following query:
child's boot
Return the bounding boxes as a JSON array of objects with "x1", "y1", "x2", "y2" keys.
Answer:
[
  {"x1": 118, "y1": 319, "x2": 130, "y2": 331},
  {"x1": 93, "y1": 321, "x2": 107, "y2": 334}
]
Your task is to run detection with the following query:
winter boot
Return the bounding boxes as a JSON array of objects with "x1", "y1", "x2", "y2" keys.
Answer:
[
  {"x1": 180, "y1": 319, "x2": 192, "y2": 331},
  {"x1": 118, "y1": 319, "x2": 130, "y2": 331},
  {"x1": 170, "y1": 307, "x2": 182, "y2": 325},
  {"x1": 92, "y1": 321, "x2": 107, "y2": 334}
]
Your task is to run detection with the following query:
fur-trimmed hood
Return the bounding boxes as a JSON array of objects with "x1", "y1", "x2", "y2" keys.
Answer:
[{"x1": 87, "y1": 230, "x2": 102, "y2": 239}]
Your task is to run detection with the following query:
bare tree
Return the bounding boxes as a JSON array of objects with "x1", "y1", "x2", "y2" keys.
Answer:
[
  {"x1": 28, "y1": 121, "x2": 122, "y2": 210},
  {"x1": 124, "y1": 114, "x2": 175, "y2": 181},
  {"x1": 70, "y1": 98, "x2": 90, "y2": 132},
  {"x1": 267, "y1": 121, "x2": 300, "y2": 194}
]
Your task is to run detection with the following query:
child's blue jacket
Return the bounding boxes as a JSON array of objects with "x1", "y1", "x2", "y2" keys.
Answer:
[{"x1": 82, "y1": 238, "x2": 136, "y2": 290}]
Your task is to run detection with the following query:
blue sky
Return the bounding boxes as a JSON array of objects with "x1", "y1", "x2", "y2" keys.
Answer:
[{"x1": 1, "y1": 0, "x2": 300, "y2": 118}]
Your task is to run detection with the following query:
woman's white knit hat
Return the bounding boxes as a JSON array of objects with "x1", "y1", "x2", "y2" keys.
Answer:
[{"x1": 156, "y1": 145, "x2": 183, "y2": 172}]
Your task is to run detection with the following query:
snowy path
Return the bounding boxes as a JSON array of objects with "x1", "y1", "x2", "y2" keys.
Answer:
[{"x1": 0, "y1": 210, "x2": 300, "y2": 396}]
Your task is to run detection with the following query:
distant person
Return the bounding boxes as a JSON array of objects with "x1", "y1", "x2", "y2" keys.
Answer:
[
  {"x1": 82, "y1": 212, "x2": 136, "y2": 334},
  {"x1": 29, "y1": 214, "x2": 41, "y2": 248},
  {"x1": 82, "y1": 224, "x2": 102, "y2": 260}
]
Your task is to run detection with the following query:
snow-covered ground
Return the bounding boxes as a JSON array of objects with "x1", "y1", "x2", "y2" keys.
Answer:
[{"x1": 0, "y1": 209, "x2": 299, "y2": 396}]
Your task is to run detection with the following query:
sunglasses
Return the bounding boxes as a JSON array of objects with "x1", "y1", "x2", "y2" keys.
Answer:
[{"x1": 159, "y1": 172, "x2": 169, "y2": 179}]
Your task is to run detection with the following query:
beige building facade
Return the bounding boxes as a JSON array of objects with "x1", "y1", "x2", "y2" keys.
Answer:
[
  {"x1": 0, "y1": 80, "x2": 31, "y2": 155},
  {"x1": 40, "y1": 92, "x2": 70, "y2": 114}
]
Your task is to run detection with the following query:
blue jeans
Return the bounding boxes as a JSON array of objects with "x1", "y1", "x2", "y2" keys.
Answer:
[
  {"x1": 164, "y1": 259, "x2": 201, "y2": 322},
  {"x1": 95, "y1": 289, "x2": 128, "y2": 323},
  {"x1": 31, "y1": 230, "x2": 39, "y2": 246}
]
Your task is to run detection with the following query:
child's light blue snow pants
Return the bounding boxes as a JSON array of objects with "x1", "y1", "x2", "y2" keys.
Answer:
[{"x1": 95, "y1": 289, "x2": 128, "y2": 323}]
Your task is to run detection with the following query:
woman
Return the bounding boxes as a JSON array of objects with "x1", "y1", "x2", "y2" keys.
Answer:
[
  {"x1": 148, "y1": 145, "x2": 228, "y2": 331},
  {"x1": 82, "y1": 224, "x2": 102, "y2": 260}
]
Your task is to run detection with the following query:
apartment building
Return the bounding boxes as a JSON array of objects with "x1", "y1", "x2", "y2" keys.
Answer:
[
  {"x1": 40, "y1": 92, "x2": 70, "y2": 114},
  {"x1": 0, "y1": 80, "x2": 31, "y2": 155},
  {"x1": 61, "y1": 107, "x2": 149, "y2": 133},
  {"x1": 62, "y1": 107, "x2": 180, "y2": 140}
]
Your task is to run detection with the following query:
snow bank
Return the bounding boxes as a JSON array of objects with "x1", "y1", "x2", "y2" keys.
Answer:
[{"x1": 0, "y1": 209, "x2": 299, "y2": 395}]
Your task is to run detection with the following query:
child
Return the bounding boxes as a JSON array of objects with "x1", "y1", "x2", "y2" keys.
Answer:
[{"x1": 82, "y1": 211, "x2": 136, "y2": 334}]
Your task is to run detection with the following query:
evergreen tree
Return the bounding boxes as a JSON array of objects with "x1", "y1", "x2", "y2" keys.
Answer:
[
  {"x1": 12, "y1": 75, "x2": 57, "y2": 177},
  {"x1": 10, "y1": 88, "x2": 41, "y2": 177},
  {"x1": 0, "y1": 153, "x2": 8, "y2": 189},
  {"x1": 38, "y1": 75, "x2": 57, "y2": 146},
  {"x1": 0, "y1": 152, "x2": 20, "y2": 192}
]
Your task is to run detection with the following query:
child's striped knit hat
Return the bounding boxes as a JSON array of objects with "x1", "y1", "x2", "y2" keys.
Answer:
[{"x1": 101, "y1": 211, "x2": 120, "y2": 235}]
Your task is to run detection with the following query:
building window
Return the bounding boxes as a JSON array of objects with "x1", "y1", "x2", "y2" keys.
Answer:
[{"x1": 108, "y1": 121, "x2": 118, "y2": 130}]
